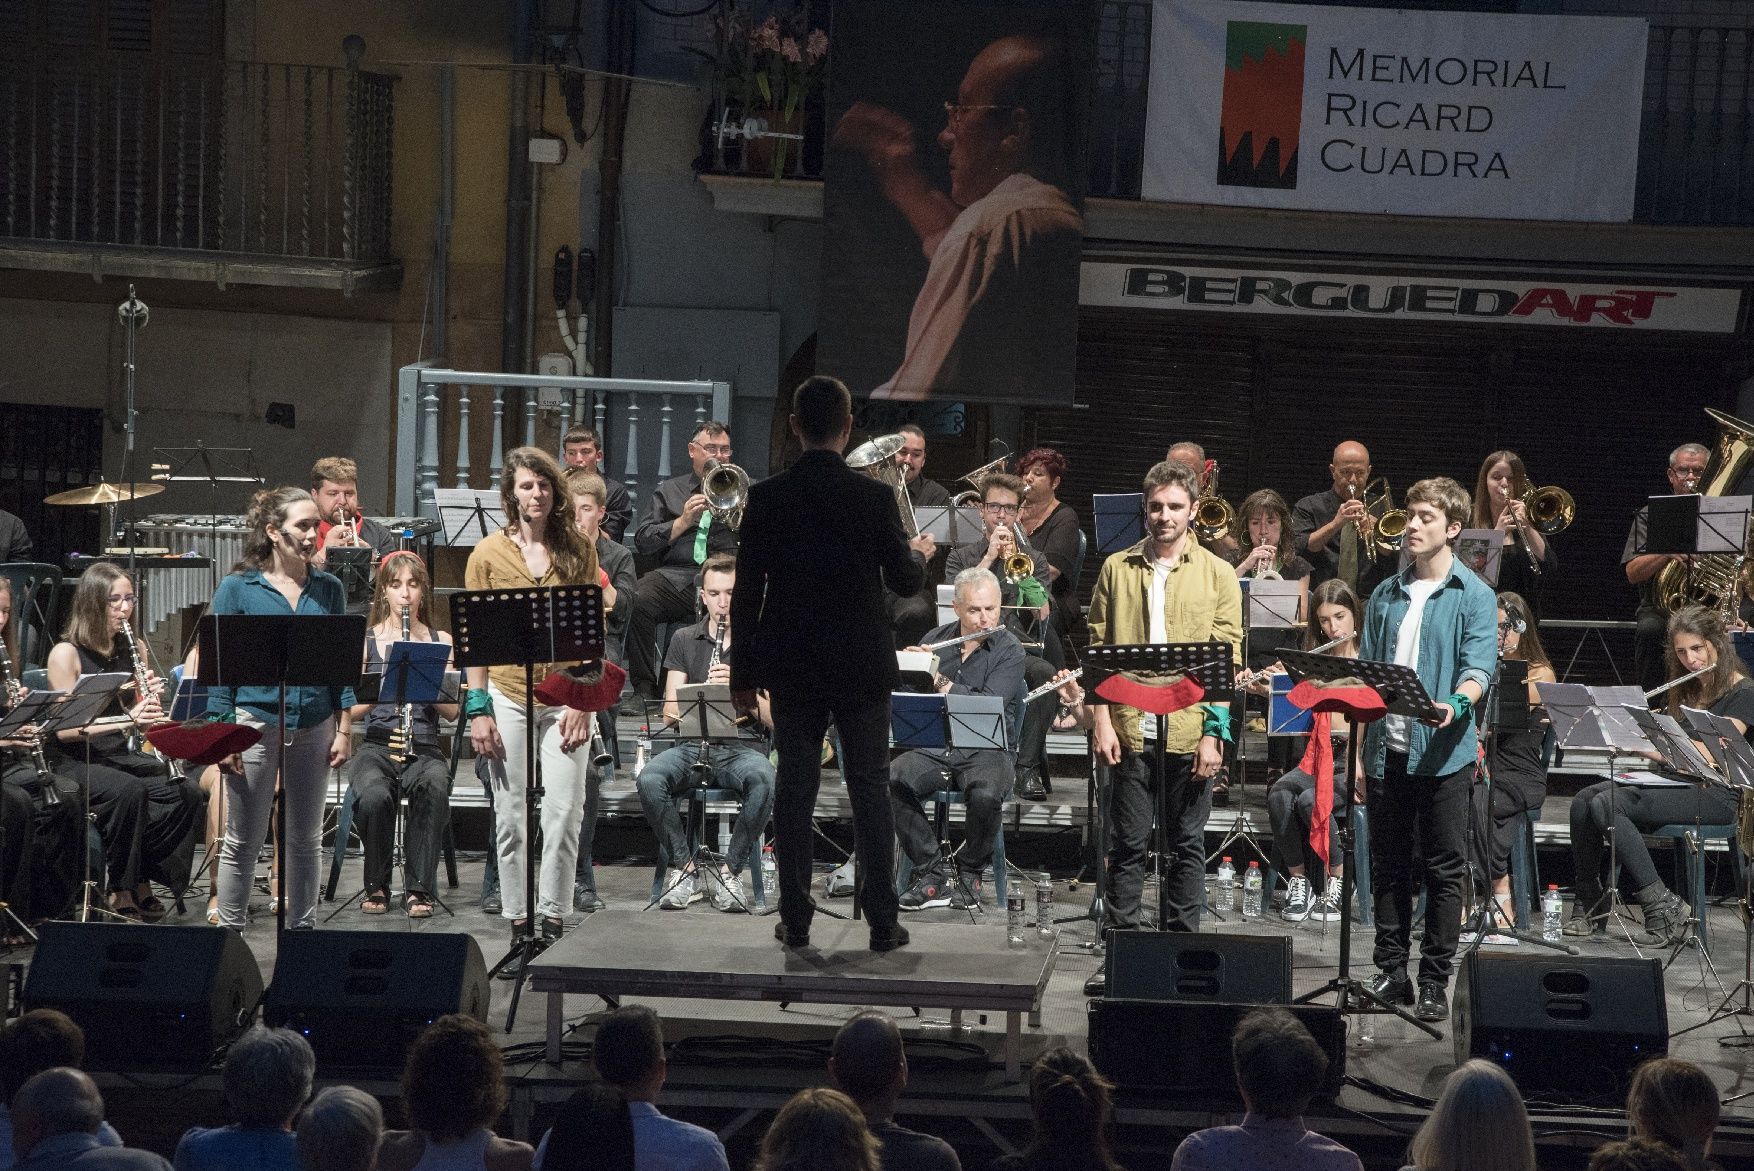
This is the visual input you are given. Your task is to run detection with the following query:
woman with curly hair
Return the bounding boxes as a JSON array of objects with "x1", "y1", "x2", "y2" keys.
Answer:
[{"x1": 377, "y1": 1014, "x2": 533, "y2": 1171}]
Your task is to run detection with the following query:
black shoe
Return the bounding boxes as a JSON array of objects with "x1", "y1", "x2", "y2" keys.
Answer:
[
  {"x1": 1633, "y1": 884, "x2": 1693, "y2": 948},
  {"x1": 1018, "y1": 768, "x2": 1049, "y2": 802},
  {"x1": 898, "y1": 863, "x2": 953, "y2": 911},
  {"x1": 1416, "y1": 982, "x2": 1449, "y2": 1022},
  {"x1": 1353, "y1": 969, "x2": 1414, "y2": 1010},
  {"x1": 869, "y1": 924, "x2": 910, "y2": 952},
  {"x1": 481, "y1": 869, "x2": 502, "y2": 917},
  {"x1": 541, "y1": 916, "x2": 565, "y2": 943},
  {"x1": 1083, "y1": 966, "x2": 1107, "y2": 996},
  {"x1": 774, "y1": 920, "x2": 810, "y2": 948},
  {"x1": 573, "y1": 883, "x2": 605, "y2": 913}
]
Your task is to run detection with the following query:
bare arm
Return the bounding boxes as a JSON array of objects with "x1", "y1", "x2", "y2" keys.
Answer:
[{"x1": 832, "y1": 101, "x2": 958, "y2": 256}]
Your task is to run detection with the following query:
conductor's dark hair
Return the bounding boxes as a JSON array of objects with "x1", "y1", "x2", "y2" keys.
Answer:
[{"x1": 793, "y1": 376, "x2": 852, "y2": 446}]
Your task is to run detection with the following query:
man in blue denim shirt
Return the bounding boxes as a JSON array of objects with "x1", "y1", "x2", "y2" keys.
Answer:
[{"x1": 1357, "y1": 477, "x2": 1496, "y2": 1024}]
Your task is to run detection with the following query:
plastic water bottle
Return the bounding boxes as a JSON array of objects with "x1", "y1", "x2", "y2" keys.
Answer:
[
  {"x1": 1242, "y1": 862, "x2": 1263, "y2": 918},
  {"x1": 1035, "y1": 872, "x2": 1055, "y2": 940},
  {"x1": 1542, "y1": 884, "x2": 1563, "y2": 942},
  {"x1": 1007, "y1": 886, "x2": 1027, "y2": 948},
  {"x1": 633, "y1": 725, "x2": 650, "y2": 775},
  {"x1": 761, "y1": 845, "x2": 779, "y2": 895},
  {"x1": 1215, "y1": 857, "x2": 1236, "y2": 913}
]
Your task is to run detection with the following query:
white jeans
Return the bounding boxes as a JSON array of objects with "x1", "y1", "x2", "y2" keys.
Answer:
[
  {"x1": 483, "y1": 688, "x2": 591, "y2": 920},
  {"x1": 217, "y1": 711, "x2": 334, "y2": 931}
]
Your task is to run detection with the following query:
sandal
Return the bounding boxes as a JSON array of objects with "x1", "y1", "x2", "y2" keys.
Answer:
[
  {"x1": 206, "y1": 894, "x2": 220, "y2": 925},
  {"x1": 107, "y1": 894, "x2": 143, "y2": 922},
  {"x1": 361, "y1": 890, "x2": 390, "y2": 915},
  {"x1": 137, "y1": 894, "x2": 168, "y2": 922},
  {"x1": 403, "y1": 893, "x2": 434, "y2": 919}
]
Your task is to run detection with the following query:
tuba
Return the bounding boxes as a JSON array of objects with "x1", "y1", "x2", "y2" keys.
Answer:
[
  {"x1": 846, "y1": 433, "x2": 918, "y2": 536},
  {"x1": 1192, "y1": 463, "x2": 1235, "y2": 544},
  {"x1": 1656, "y1": 408, "x2": 1754, "y2": 614},
  {"x1": 702, "y1": 458, "x2": 750, "y2": 530}
]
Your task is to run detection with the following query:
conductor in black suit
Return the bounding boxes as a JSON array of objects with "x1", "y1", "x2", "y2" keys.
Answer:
[{"x1": 732, "y1": 376, "x2": 935, "y2": 951}]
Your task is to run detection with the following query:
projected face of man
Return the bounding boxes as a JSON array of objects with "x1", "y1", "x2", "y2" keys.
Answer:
[{"x1": 938, "y1": 37, "x2": 1044, "y2": 208}]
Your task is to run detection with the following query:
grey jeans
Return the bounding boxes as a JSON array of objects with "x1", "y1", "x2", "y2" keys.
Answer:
[{"x1": 217, "y1": 712, "x2": 335, "y2": 930}]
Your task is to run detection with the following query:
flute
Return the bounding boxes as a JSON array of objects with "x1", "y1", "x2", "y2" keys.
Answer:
[
  {"x1": 1023, "y1": 667, "x2": 1083, "y2": 704},
  {"x1": 922, "y1": 628, "x2": 995, "y2": 652},
  {"x1": 1645, "y1": 662, "x2": 1715, "y2": 702}
]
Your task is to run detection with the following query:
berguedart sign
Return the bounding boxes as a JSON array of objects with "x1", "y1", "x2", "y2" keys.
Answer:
[
  {"x1": 1143, "y1": 0, "x2": 1648, "y2": 221},
  {"x1": 1079, "y1": 260, "x2": 1748, "y2": 334}
]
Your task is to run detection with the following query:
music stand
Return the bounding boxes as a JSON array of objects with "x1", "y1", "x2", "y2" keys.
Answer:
[
  {"x1": 1279, "y1": 652, "x2": 1441, "y2": 1039},
  {"x1": 449, "y1": 585, "x2": 603, "y2": 1030},
  {"x1": 38, "y1": 673, "x2": 135, "y2": 924},
  {"x1": 1083, "y1": 641, "x2": 1235, "y2": 934},
  {"x1": 324, "y1": 547, "x2": 375, "y2": 607},
  {"x1": 197, "y1": 614, "x2": 365, "y2": 939},
  {"x1": 433, "y1": 489, "x2": 503, "y2": 547},
  {"x1": 1672, "y1": 707, "x2": 1754, "y2": 1049},
  {"x1": 150, "y1": 444, "x2": 261, "y2": 594},
  {"x1": 1093, "y1": 494, "x2": 1145, "y2": 556}
]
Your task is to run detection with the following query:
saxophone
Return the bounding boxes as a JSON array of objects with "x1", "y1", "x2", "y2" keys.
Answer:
[
  {"x1": 387, "y1": 606, "x2": 415, "y2": 764},
  {"x1": 121, "y1": 618, "x2": 185, "y2": 781},
  {"x1": 0, "y1": 627, "x2": 57, "y2": 798}
]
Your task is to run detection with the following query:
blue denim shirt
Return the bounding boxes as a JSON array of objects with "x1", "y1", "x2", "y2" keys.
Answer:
[
  {"x1": 203, "y1": 568, "x2": 356, "y2": 729},
  {"x1": 1360, "y1": 557, "x2": 1497, "y2": 778}
]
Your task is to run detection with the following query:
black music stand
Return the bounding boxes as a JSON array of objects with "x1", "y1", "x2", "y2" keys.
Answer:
[
  {"x1": 1279, "y1": 650, "x2": 1443, "y2": 1039},
  {"x1": 1083, "y1": 641, "x2": 1235, "y2": 934},
  {"x1": 1092, "y1": 494, "x2": 1145, "y2": 556},
  {"x1": 198, "y1": 613, "x2": 366, "y2": 939},
  {"x1": 450, "y1": 584, "x2": 604, "y2": 1031}
]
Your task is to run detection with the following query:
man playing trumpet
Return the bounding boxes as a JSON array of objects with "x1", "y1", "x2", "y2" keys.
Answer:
[{"x1": 310, "y1": 456, "x2": 401, "y2": 612}]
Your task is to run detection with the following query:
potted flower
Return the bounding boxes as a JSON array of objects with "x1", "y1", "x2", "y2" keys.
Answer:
[{"x1": 718, "y1": 11, "x2": 828, "y2": 179}]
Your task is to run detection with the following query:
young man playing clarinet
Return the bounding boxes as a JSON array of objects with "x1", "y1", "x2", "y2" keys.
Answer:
[{"x1": 1357, "y1": 477, "x2": 1496, "y2": 1023}]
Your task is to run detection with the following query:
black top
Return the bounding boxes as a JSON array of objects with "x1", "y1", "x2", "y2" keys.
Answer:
[
  {"x1": 1291, "y1": 487, "x2": 1392, "y2": 593},
  {"x1": 921, "y1": 620, "x2": 1024, "y2": 756},
  {"x1": 1493, "y1": 527, "x2": 1557, "y2": 624},
  {"x1": 633, "y1": 472, "x2": 740, "y2": 576},
  {"x1": 0, "y1": 509, "x2": 30, "y2": 563},
  {"x1": 1021, "y1": 501, "x2": 1083, "y2": 602},
  {"x1": 871, "y1": 1121, "x2": 961, "y2": 1171},
  {"x1": 1706, "y1": 678, "x2": 1754, "y2": 742},
  {"x1": 597, "y1": 535, "x2": 637, "y2": 661},
  {"x1": 730, "y1": 449, "x2": 925, "y2": 699},
  {"x1": 362, "y1": 635, "x2": 440, "y2": 741},
  {"x1": 662, "y1": 619, "x2": 724, "y2": 686},
  {"x1": 908, "y1": 476, "x2": 952, "y2": 508},
  {"x1": 944, "y1": 532, "x2": 1052, "y2": 644},
  {"x1": 1623, "y1": 506, "x2": 1660, "y2": 616},
  {"x1": 601, "y1": 475, "x2": 633, "y2": 543},
  {"x1": 67, "y1": 635, "x2": 136, "y2": 758}
]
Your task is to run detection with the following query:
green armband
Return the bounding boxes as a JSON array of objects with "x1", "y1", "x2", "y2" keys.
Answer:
[
  {"x1": 463, "y1": 689, "x2": 495, "y2": 720},
  {"x1": 1201, "y1": 704, "x2": 1233, "y2": 743},
  {"x1": 1445, "y1": 692, "x2": 1473, "y2": 722}
]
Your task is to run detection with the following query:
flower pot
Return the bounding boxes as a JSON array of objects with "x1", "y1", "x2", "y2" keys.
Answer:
[{"x1": 744, "y1": 107, "x2": 802, "y2": 179}]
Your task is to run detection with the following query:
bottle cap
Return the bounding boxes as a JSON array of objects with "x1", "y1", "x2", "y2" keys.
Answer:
[
  {"x1": 1222, "y1": 856, "x2": 1232, "y2": 862},
  {"x1": 1247, "y1": 860, "x2": 1259, "y2": 867},
  {"x1": 1547, "y1": 883, "x2": 1559, "y2": 890}
]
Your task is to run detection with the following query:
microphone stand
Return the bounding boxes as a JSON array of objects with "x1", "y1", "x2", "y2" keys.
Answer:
[{"x1": 118, "y1": 287, "x2": 148, "y2": 584}]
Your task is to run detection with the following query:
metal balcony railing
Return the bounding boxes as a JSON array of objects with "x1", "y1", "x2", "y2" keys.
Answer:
[{"x1": 0, "y1": 46, "x2": 396, "y2": 261}]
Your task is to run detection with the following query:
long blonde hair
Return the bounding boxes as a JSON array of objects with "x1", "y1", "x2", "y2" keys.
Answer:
[
  {"x1": 500, "y1": 447, "x2": 593, "y2": 585},
  {"x1": 1408, "y1": 1060, "x2": 1536, "y2": 1171}
]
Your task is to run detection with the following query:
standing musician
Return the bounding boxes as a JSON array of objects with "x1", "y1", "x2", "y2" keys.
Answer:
[
  {"x1": 1293, "y1": 440, "x2": 1390, "y2": 596},
  {"x1": 46, "y1": 562, "x2": 200, "y2": 921},
  {"x1": 462, "y1": 448, "x2": 601, "y2": 948},
  {"x1": 640, "y1": 553, "x2": 774, "y2": 913},
  {"x1": 731, "y1": 376, "x2": 932, "y2": 952},
  {"x1": 1470, "y1": 451, "x2": 1558, "y2": 624},
  {"x1": 204, "y1": 488, "x2": 354, "y2": 931},
  {"x1": 892, "y1": 568, "x2": 1026, "y2": 911},
  {"x1": 342, "y1": 553, "x2": 455, "y2": 919},
  {"x1": 561, "y1": 426, "x2": 633, "y2": 543},
  {"x1": 1357, "y1": 477, "x2": 1496, "y2": 1024},
  {"x1": 1084, "y1": 460, "x2": 1243, "y2": 994},
  {"x1": 883, "y1": 425, "x2": 948, "y2": 650},
  {"x1": 1624, "y1": 443, "x2": 1710, "y2": 691},
  {"x1": 629, "y1": 421, "x2": 740, "y2": 702}
]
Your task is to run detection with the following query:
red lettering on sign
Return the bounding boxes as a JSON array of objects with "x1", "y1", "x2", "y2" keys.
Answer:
[{"x1": 1509, "y1": 288, "x2": 1576, "y2": 322}]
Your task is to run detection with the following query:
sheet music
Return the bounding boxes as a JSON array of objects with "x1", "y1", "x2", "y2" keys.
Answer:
[{"x1": 433, "y1": 488, "x2": 504, "y2": 547}]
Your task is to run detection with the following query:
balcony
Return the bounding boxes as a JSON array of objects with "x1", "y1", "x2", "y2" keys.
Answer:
[{"x1": 0, "y1": 44, "x2": 400, "y2": 293}]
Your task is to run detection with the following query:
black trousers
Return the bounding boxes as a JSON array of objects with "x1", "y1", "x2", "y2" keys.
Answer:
[
  {"x1": 63, "y1": 745, "x2": 199, "y2": 894},
  {"x1": 1107, "y1": 746, "x2": 1206, "y2": 932},
  {"x1": 627, "y1": 569, "x2": 698, "y2": 698},
  {"x1": 0, "y1": 761, "x2": 82, "y2": 922},
  {"x1": 1267, "y1": 766, "x2": 1342, "y2": 879},
  {"x1": 1015, "y1": 657, "x2": 1057, "y2": 777},
  {"x1": 890, "y1": 748, "x2": 1011, "y2": 873},
  {"x1": 1370, "y1": 752, "x2": 1471, "y2": 987},
  {"x1": 1569, "y1": 780, "x2": 1737, "y2": 896},
  {"x1": 345, "y1": 742, "x2": 451, "y2": 898},
  {"x1": 769, "y1": 688, "x2": 899, "y2": 934},
  {"x1": 1484, "y1": 769, "x2": 1545, "y2": 883},
  {"x1": 1634, "y1": 606, "x2": 1669, "y2": 693}
]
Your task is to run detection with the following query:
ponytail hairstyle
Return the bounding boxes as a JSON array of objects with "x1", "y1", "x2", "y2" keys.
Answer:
[
  {"x1": 367, "y1": 552, "x2": 432, "y2": 630},
  {"x1": 1303, "y1": 579, "x2": 1362, "y2": 653},
  {"x1": 1663, "y1": 605, "x2": 1741, "y2": 717},
  {"x1": 238, "y1": 486, "x2": 316, "y2": 572},
  {"x1": 1496, "y1": 591, "x2": 1552, "y2": 673},
  {"x1": 62, "y1": 561, "x2": 131, "y2": 656},
  {"x1": 1020, "y1": 1048, "x2": 1122, "y2": 1171},
  {"x1": 499, "y1": 447, "x2": 592, "y2": 585}
]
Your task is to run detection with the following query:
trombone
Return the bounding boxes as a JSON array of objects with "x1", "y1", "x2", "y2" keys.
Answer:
[
  {"x1": 846, "y1": 433, "x2": 919, "y2": 536},
  {"x1": 1350, "y1": 477, "x2": 1404, "y2": 556},
  {"x1": 1501, "y1": 480, "x2": 1575, "y2": 577}
]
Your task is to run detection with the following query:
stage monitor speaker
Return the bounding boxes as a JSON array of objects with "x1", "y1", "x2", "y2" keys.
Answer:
[
  {"x1": 1106, "y1": 931, "x2": 1291, "y2": 1003},
  {"x1": 262, "y1": 930, "x2": 489, "y2": 1071},
  {"x1": 1089, "y1": 999, "x2": 1345, "y2": 1105},
  {"x1": 22, "y1": 922, "x2": 262, "y2": 1072},
  {"x1": 1455, "y1": 951, "x2": 1667, "y2": 1104}
]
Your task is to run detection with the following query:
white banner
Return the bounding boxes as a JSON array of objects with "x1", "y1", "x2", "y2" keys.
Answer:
[
  {"x1": 1143, "y1": 0, "x2": 1648, "y2": 221},
  {"x1": 1080, "y1": 259, "x2": 1748, "y2": 334}
]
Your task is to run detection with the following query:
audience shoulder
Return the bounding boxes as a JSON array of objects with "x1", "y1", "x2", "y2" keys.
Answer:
[{"x1": 484, "y1": 1136, "x2": 535, "y2": 1171}]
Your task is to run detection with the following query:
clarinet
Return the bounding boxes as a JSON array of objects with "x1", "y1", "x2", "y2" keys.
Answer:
[
  {"x1": 387, "y1": 606, "x2": 415, "y2": 764},
  {"x1": 0, "y1": 627, "x2": 58, "y2": 798},
  {"x1": 121, "y1": 618, "x2": 186, "y2": 781}
]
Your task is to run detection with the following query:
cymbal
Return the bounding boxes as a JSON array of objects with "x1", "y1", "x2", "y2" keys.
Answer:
[{"x1": 43, "y1": 481, "x2": 166, "y2": 507}]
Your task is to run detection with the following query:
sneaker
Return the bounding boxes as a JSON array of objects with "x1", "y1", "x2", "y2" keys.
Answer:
[
  {"x1": 898, "y1": 864, "x2": 953, "y2": 911},
  {"x1": 659, "y1": 869, "x2": 700, "y2": 910},
  {"x1": 1281, "y1": 876, "x2": 1313, "y2": 921},
  {"x1": 825, "y1": 857, "x2": 857, "y2": 898},
  {"x1": 949, "y1": 871, "x2": 982, "y2": 910},
  {"x1": 712, "y1": 870, "x2": 751, "y2": 913},
  {"x1": 1310, "y1": 876, "x2": 1343, "y2": 923}
]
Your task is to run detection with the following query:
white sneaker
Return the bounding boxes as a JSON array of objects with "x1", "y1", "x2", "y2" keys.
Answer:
[
  {"x1": 1310, "y1": 876, "x2": 1343, "y2": 922},
  {"x1": 826, "y1": 857, "x2": 857, "y2": 898},
  {"x1": 712, "y1": 869, "x2": 751, "y2": 913},
  {"x1": 1281, "y1": 875, "x2": 1313, "y2": 921},
  {"x1": 659, "y1": 869, "x2": 698, "y2": 910}
]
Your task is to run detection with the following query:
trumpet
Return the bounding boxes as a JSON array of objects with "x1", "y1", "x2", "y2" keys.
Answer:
[
  {"x1": 1192, "y1": 463, "x2": 1234, "y2": 544},
  {"x1": 1001, "y1": 523, "x2": 1036, "y2": 582},
  {"x1": 702, "y1": 458, "x2": 749, "y2": 529}
]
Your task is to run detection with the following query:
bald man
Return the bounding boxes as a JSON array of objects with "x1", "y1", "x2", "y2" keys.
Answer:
[
  {"x1": 835, "y1": 35, "x2": 1082, "y2": 402},
  {"x1": 1165, "y1": 441, "x2": 1238, "y2": 557},
  {"x1": 1293, "y1": 441, "x2": 1390, "y2": 594}
]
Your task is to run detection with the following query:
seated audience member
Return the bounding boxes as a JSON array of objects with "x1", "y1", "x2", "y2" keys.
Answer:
[
  {"x1": 893, "y1": 569, "x2": 1025, "y2": 911},
  {"x1": 1588, "y1": 1139, "x2": 1691, "y2": 1171},
  {"x1": 989, "y1": 1049, "x2": 1123, "y2": 1171},
  {"x1": 376, "y1": 1015, "x2": 532, "y2": 1171},
  {"x1": 1401, "y1": 1060, "x2": 1536, "y2": 1171},
  {"x1": 296, "y1": 1087, "x2": 382, "y2": 1171},
  {"x1": 11, "y1": 1068, "x2": 170, "y2": 1170},
  {"x1": 530, "y1": 1084, "x2": 632, "y2": 1171},
  {"x1": 754, "y1": 1090, "x2": 879, "y2": 1171},
  {"x1": 1170, "y1": 1009, "x2": 1360, "y2": 1171},
  {"x1": 535, "y1": 1005, "x2": 726, "y2": 1171},
  {"x1": 0, "y1": 1012, "x2": 121, "y2": 1170},
  {"x1": 1628, "y1": 1058, "x2": 1721, "y2": 1171},
  {"x1": 174, "y1": 1026, "x2": 313, "y2": 1171},
  {"x1": 828, "y1": 1014, "x2": 960, "y2": 1171}
]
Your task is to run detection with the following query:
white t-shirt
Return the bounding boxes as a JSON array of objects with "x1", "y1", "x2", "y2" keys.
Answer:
[
  {"x1": 1148, "y1": 558, "x2": 1173, "y2": 644},
  {"x1": 1382, "y1": 577, "x2": 1443, "y2": 753}
]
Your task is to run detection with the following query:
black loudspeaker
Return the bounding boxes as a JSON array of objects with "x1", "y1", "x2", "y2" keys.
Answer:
[
  {"x1": 22, "y1": 923, "x2": 262, "y2": 1072},
  {"x1": 263, "y1": 930, "x2": 489, "y2": 1071},
  {"x1": 1089, "y1": 999, "x2": 1346, "y2": 1105},
  {"x1": 1455, "y1": 951, "x2": 1668, "y2": 1104},
  {"x1": 1107, "y1": 931, "x2": 1291, "y2": 1003}
]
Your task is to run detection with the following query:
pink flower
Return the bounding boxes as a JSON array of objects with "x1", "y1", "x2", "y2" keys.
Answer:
[
  {"x1": 806, "y1": 29, "x2": 828, "y2": 63},
  {"x1": 780, "y1": 36, "x2": 802, "y2": 64},
  {"x1": 753, "y1": 16, "x2": 782, "y2": 53}
]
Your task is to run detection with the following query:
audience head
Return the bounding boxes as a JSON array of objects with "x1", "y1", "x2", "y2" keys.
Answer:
[
  {"x1": 1589, "y1": 1138, "x2": 1690, "y2": 1171},
  {"x1": 0, "y1": 1010, "x2": 87, "y2": 1101},
  {"x1": 537, "y1": 1083, "x2": 635, "y2": 1171},
  {"x1": 1407, "y1": 1059, "x2": 1535, "y2": 1171},
  {"x1": 297, "y1": 1086, "x2": 383, "y2": 1171},
  {"x1": 224, "y1": 1024, "x2": 315, "y2": 1129},
  {"x1": 755, "y1": 1088, "x2": 879, "y2": 1171},
  {"x1": 1628, "y1": 1058, "x2": 1719, "y2": 1171},
  {"x1": 1230, "y1": 1009, "x2": 1327, "y2": 1120},
  {"x1": 12, "y1": 1067, "x2": 103, "y2": 1159},
  {"x1": 593, "y1": 1005, "x2": 665, "y2": 1094},
  {"x1": 1022, "y1": 1048, "x2": 1121, "y2": 1170},
  {"x1": 402, "y1": 1014, "x2": 507, "y2": 1143},
  {"x1": 829, "y1": 1013, "x2": 907, "y2": 1112},
  {"x1": 791, "y1": 376, "x2": 854, "y2": 449}
]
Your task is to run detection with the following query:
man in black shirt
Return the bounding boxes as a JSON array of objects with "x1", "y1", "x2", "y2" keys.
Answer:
[
  {"x1": 0, "y1": 509, "x2": 30, "y2": 563},
  {"x1": 884, "y1": 425, "x2": 950, "y2": 648},
  {"x1": 1292, "y1": 439, "x2": 1392, "y2": 595},
  {"x1": 562, "y1": 425, "x2": 634, "y2": 542},
  {"x1": 829, "y1": 1013, "x2": 963, "y2": 1171},
  {"x1": 897, "y1": 425, "x2": 953, "y2": 509},
  {"x1": 629, "y1": 421, "x2": 741, "y2": 700},
  {"x1": 1623, "y1": 442, "x2": 1710, "y2": 690},
  {"x1": 894, "y1": 569, "x2": 1025, "y2": 910}
]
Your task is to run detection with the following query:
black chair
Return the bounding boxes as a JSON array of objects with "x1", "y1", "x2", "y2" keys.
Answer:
[{"x1": 1, "y1": 562, "x2": 63, "y2": 669}]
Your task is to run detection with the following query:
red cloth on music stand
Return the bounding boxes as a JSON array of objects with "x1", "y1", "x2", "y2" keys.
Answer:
[
  {"x1": 534, "y1": 660, "x2": 627, "y2": 713},
  {"x1": 146, "y1": 721, "x2": 263, "y2": 765},
  {"x1": 1094, "y1": 672, "x2": 1206, "y2": 715},
  {"x1": 1287, "y1": 680, "x2": 1386, "y2": 723},
  {"x1": 1288, "y1": 681, "x2": 1385, "y2": 873}
]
